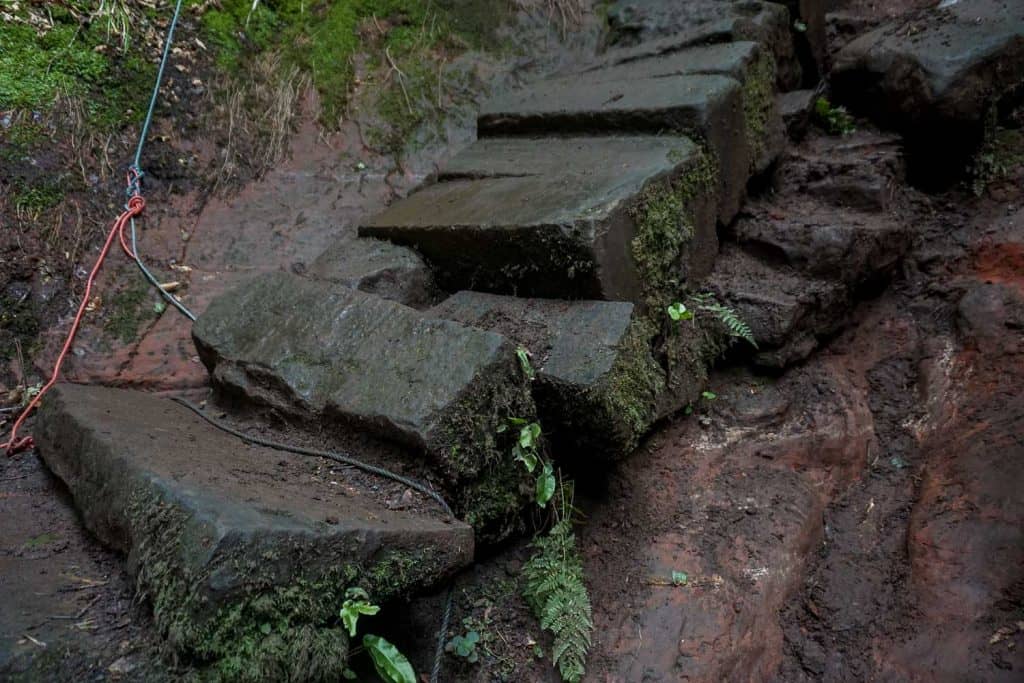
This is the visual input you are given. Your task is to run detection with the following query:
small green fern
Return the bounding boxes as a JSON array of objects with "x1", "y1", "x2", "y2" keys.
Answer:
[
  {"x1": 522, "y1": 519, "x2": 592, "y2": 683},
  {"x1": 689, "y1": 293, "x2": 758, "y2": 349}
]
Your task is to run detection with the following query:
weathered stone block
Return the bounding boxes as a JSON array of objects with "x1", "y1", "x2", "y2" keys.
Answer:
[
  {"x1": 431, "y1": 292, "x2": 663, "y2": 458},
  {"x1": 604, "y1": 0, "x2": 801, "y2": 88},
  {"x1": 307, "y1": 236, "x2": 436, "y2": 308},
  {"x1": 777, "y1": 89, "x2": 816, "y2": 141},
  {"x1": 477, "y1": 74, "x2": 745, "y2": 223},
  {"x1": 192, "y1": 271, "x2": 537, "y2": 538},
  {"x1": 575, "y1": 41, "x2": 784, "y2": 176},
  {"x1": 361, "y1": 136, "x2": 718, "y2": 305},
  {"x1": 35, "y1": 383, "x2": 473, "y2": 680}
]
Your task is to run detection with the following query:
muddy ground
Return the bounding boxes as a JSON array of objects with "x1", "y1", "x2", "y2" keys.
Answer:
[{"x1": 3, "y1": 2, "x2": 1024, "y2": 683}]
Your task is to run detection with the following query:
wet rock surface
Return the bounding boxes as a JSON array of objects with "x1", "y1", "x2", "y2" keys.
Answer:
[
  {"x1": 33, "y1": 383, "x2": 471, "y2": 678},
  {"x1": 831, "y1": 0, "x2": 1024, "y2": 183},
  {"x1": 432, "y1": 291, "x2": 702, "y2": 459},
  {"x1": 306, "y1": 236, "x2": 436, "y2": 308},
  {"x1": 363, "y1": 135, "x2": 718, "y2": 301},
  {"x1": 192, "y1": 270, "x2": 536, "y2": 537}
]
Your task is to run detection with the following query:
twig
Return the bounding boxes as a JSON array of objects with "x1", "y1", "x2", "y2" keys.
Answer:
[
  {"x1": 384, "y1": 47, "x2": 414, "y2": 116},
  {"x1": 49, "y1": 594, "x2": 101, "y2": 621},
  {"x1": 22, "y1": 633, "x2": 46, "y2": 647}
]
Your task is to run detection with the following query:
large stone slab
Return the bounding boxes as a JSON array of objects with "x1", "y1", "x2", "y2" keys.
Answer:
[
  {"x1": 430, "y1": 292, "x2": 666, "y2": 459},
  {"x1": 706, "y1": 245, "x2": 848, "y2": 367},
  {"x1": 306, "y1": 236, "x2": 436, "y2": 309},
  {"x1": 191, "y1": 271, "x2": 536, "y2": 538},
  {"x1": 831, "y1": 0, "x2": 1024, "y2": 183},
  {"x1": 477, "y1": 75, "x2": 745, "y2": 224},
  {"x1": 35, "y1": 383, "x2": 473, "y2": 680},
  {"x1": 603, "y1": 0, "x2": 801, "y2": 88},
  {"x1": 576, "y1": 41, "x2": 785, "y2": 176},
  {"x1": 362, "y1": 136, "x2": 718, "y2": 305}
]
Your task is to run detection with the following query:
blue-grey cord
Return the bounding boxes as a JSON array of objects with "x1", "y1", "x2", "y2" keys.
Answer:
[{"x1": 128, "y1": 0, "x2": 196, "y2": 322}]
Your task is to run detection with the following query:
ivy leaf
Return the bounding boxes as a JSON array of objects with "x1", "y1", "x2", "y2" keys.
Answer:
[
  {"x1": 520, "y1": 423, "x2": 541, "y2": 449},
  {"x1": 701, "y1": 391, "x2": 717, "y2": 401},
  {"x1": 667, "y1": 302, "x2": 693, "y2": 321},
  {"x1": 363, "y1": 634, "x2": 417, "y2": 683},
  {"x1": 514, "y1": 445, "x2": 538, "y2": 473},
  {"x1": 536, "y1": 462, "x2": 556, "y2": 507}
]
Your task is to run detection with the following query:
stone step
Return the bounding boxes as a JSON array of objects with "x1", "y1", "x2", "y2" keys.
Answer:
[
  {"x1": 191, "y1": 270, "x2": 537, "y2": 540},
  {"x1": 731, "y1": 202, "x2": 908, "y2": 286},
  {"x1": 34, "y1": 382, "x2": 473, "y2": 680},
  {"x1": 431, "y1": 291, "x2": 710, "y2": 459},
  {"x1": 574, "y1": 41, "x2": 785, "y2": 179},
  {"x1": 830, "y1": 0, "x2": 1024, "y2": 185},
  {"x1": 477, "y1": 73, "x2": 747, "y2": 224},
  {"x1": 706, "y1": 244, "x2": 848, "y2": 367},
  {"x1": 361, "y1": 136, "x2": 718, "y2": 306},
  {"x1": 604, "y1": 0, "x2": 801, "y2": 89},
  {"x1": 306, "y1": 236, "x2": 436, "y2": 309}
]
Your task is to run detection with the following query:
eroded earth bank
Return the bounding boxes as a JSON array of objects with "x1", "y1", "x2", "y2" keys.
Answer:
[{"x1": 2, "y1": 0, "x2": 1023, "y2": 681}]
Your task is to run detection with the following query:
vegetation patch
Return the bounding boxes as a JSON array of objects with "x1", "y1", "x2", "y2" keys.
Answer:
[{"x1": 742, "y1": 50, "x2": 777, "y2": 170}]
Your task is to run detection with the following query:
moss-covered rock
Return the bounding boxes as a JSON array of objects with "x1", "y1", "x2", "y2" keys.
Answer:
[{"x1": 34, "y1": 383, "x2": 475, "y2": 681}]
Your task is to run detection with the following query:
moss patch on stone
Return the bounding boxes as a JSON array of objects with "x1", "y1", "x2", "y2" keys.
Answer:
[
  {"x1": 742, "y1": 50, "x2": 777, "y2": 171},
  {"x1": 433, "y1": 348, "x2": 537, "y2": 543},
  {"x1": 629, "y1": 147, "x2": 718, "y2": 310}
]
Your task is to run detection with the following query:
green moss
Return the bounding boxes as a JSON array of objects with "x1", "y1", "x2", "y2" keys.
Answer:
[
  {"x1": 629, "y1": 147, "x2": 717, "y2": 310},
  {"x1": 104, "y1": 283, "x2": 153, "y2": 344},
  {"x1": 12, "y1": 179, "x2": 65, "y2": 214},
  {"x1": 433, "y1": 349, "x2": 536, "y2": 543},
  {"x1": 0, "y1": 4, "x2": 149, "y2": 131},
  {"x1": 742, "y1": 50, "x2": 777, "y2": 171},
  {"x1": 596, "y1": 317, "x2": 664, "y2": 452},
  {"x1": 0, "y1": 292, "x2": 40, "y2": 361}
]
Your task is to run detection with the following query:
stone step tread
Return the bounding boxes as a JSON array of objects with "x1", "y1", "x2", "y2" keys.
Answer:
[
  {"x1": 431, "y1": 292, "x2": 661, "y2": 457},
  {"x1": 307, "y1": 236, "x2": 435, "y2": 308},
  {"x1": 191, "y1": 271, "x2": 536, "y2": 540},
  {"x1": 35, "y1": 383, "x2": 471, "y2": 668},
  {"x1": 578, "y1": 40, "x2": 765, "y2": 83},
  {"x1": 706, "y1": 245, "x2": 848, "y2": 367},
  {"x1": 603, "y1": 0, "x2": 800, "y2": 88},
  {"x1": 361, "y1": 136, "x2": 718, "y2": 303}
]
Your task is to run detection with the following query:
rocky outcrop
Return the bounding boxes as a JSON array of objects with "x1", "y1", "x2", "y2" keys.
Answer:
[
  {"x1": 831, "y1": 0, "x2": 1024, "y2": 184},
  {"x1": 34, "y1": 383, "x2": 473, "y2": 681}
]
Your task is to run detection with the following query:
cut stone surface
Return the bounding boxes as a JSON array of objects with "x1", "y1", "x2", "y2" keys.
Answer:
[
  {"x1": 831, "y1": 0, "x2": 1024, "y2": 183},
  {"x1": 604, "y1": 0, "x2": 801, "y2": 88},
  {"x1": 307, "y1": 236, "x2": 436, "y2": 308},
  {"x1": 34, "y1": 383, "x2": 473, "y2": 678},
  {"x1": 575, "y1": 42, "x2": 784, "y2": 175},
  {"x1": 362, "y1": 136, "x2": 718, "y2": 304},
  {"x1": 477, "y1": 75, "x2": 747, "y2": 223},
  {"x1": 706, "y1": 245, "x2": 848, "y2": 367},
  {"x1": 191, "y1": 271, "x2": 536, "y2": 537},
  {"x1": 431, "y1": 292, "x2": 672, "y2": 459}
]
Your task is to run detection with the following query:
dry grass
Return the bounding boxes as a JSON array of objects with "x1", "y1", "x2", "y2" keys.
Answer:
[
  {"x1": 515, "y1": 0, "x2": 585, "y2": 35},
  {"x1": 206, "y1": 52, "x2": 311, "y2": 193}
]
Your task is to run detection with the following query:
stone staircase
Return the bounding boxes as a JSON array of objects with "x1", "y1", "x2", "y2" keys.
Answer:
[{"x1": 30, "y1": 0, "x2": 939, "y2": 678}]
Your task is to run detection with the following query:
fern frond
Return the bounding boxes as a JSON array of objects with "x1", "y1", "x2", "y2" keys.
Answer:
[
  {"x1": 695, "y1": 299, "x2": 758, "y2": 349},
  {"x1": 522, "y1": 520, "x2": 593, "y2": 683}
]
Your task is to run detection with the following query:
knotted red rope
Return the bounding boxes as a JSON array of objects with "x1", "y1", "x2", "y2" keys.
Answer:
[{"x1": 2, "y1": 177, "x2": 145, "y2": 455}]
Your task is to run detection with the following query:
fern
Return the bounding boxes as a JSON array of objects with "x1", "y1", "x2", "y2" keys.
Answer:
[
  {"x1": 522, "y1": 519, "x2": 592, "y2": 683},
  {"x1": 689, "y1": 294, "x2": 758, "y2": 349}
]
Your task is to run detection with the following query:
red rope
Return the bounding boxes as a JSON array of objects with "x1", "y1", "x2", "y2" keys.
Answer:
[{"x1": 2, "y1": 185, "x2": 145, "y2": 456}]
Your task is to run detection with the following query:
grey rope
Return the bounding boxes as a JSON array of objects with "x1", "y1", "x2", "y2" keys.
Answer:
[
  {"x1": 126, "y1": 0, "x2": 196, "y2": 322},
  {"x1": 170, "y1": 398, "x2": 455, "y2": 681}
]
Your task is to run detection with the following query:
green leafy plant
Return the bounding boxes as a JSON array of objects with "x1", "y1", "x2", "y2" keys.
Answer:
[
  {"x1": 340, "y1": 587, "x2": 380, "y2": 637},
  {"x1": 688, "y1": 294, "x2": 758, "y2": 349},
  {"x1": 445, "y1": 630, "x2": 481, "y2": 663},
  {"x1": 517, "y1": 346, "x2": 536, "y2": 380},
  {"x1": 499, "y1": 418, "x2": 555, "y2": 506},
  {"x1": 814, "y1": 96, "x2": 856, "y2": 135},
  {"x1": 701, "y1": 391, "x2": 717, "y2": 401},
  {"x1": 522, "y1": 488, "x2": 593, "y2": 683},
  {"x1": 364, "y1": 634, "x2": 416, "y2": 683},
  {"x1": 671, "y1": 570, "x2": 689, "y2": 586},
  {"x1": 667, "y1": 301, "x2": 693, "y2": 321}
]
